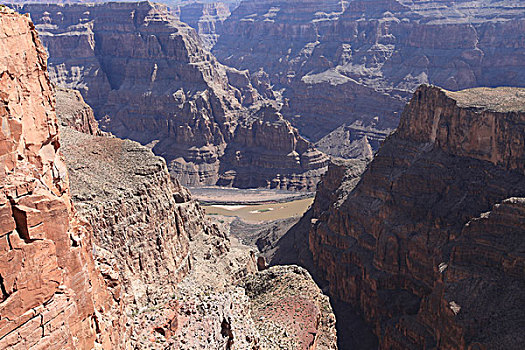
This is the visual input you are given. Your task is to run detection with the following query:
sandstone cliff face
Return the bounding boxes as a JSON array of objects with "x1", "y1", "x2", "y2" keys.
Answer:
[
  {"x1": 308, "y1": 85, "x2": 525, "y2": 349},
  {"x1": 15, "y1": 1, "x2": 327, "y2": 190},
  {"x1": 0, "y1": 9, "x2": 123, "y2": 349},
  {"x1": 213, "y1": 0, "x2": 525, "y2": 151},
  {"x1": 59, "y1": 127, "x2": 199, "y2": 307}
]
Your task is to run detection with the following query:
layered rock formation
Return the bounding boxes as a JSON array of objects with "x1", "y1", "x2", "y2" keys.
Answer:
[
  {"x1": 219, "y1": 105, "x2": 329, "y2": 191},
  {"x1": 55, "y1": 84, "x2": 336, "y2": 350},
  {"x1": 1, "y1": 7, "x2": 336, "y2": 349},
  {"x1": 308, "y1": 85, "x2": 525, "y2": 349},
  {"x1": 214, "y1": 0, "x2": 525, "y2": 151},
  {"x1": 243, "y1": 265, "x2": 337, "y2": 349},
  {"x1": 60, "y1": 127, "x2": 199, "y2": 307},
  {"x1": 14, "y1": 1, "x2": 328, "y2": 190},
  {"x1": 175, "y1": 1, "x2": 231, "y2": 49},
  {"x1": 0, "y1": 9, "x2": 123, "y2": 349},
  {"x1": 315, "y1": 123, "x2": 390, "y2": 160},
  {"x1": 55, "y1": 87, "x2": 103, "y2": 136}
]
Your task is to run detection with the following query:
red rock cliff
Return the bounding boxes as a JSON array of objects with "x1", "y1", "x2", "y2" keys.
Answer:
[
  {"x1": 0, "y1": 9, "x2": 123, "y2": 349},
  {"x1": 309, "y1": 85, "x2": 525, "y2": 349}
]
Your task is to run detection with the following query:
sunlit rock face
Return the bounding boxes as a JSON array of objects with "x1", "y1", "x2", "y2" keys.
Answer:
[
  {"x1": 0, "y1": 9, "x2": 124, "y2": 349},
  {"x1": 15, "y1": 1, "x2": 328, "y2": 190},
  {"x1": 308, "y1": 85, "x2": 525, "y2": 349},
  {"x1": 175, "y1": 1, "x2": 232, "y2": 50}
]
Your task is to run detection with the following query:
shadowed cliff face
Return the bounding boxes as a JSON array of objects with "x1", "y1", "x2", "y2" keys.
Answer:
[
  {"x1": 14, "y1": 1, "x2": 329, "y2": 191},
  {"x1": 307, "y1": 85, "x2": 525, "y2": 349},
  {"x1": 0, "y1": 9, "x2": 124, "y2": 349},
  {"x1": 213, "y1": 0, "x2": 525, "y2": 146}
]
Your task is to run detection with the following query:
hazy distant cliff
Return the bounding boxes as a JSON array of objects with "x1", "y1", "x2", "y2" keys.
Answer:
[{"x1": 213, "y1": 0, "x2": 525, "y2": 156}]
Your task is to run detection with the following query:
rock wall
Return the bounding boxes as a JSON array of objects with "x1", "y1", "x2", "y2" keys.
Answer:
[
  {"x1": 213, "y1": 0, "x2": 525, "y2": 148},
  {"x1": 14, "y1": 1, "x2": 328, "y2": 190},
  {"x1": 0, "y1": 8, "x2": 336, "y2": 349},
  {"x1": 55, "y1": 87, "x2": 336, "y2": 348},
  {"x1": 55, "y1": 87, "x2": 103, "y2": 136},
  {"x1": 308, "y1": 85, "x2": 525, "y2": 349},
  {"x1": 59, "y1": 126, "x2": 199, "y2": 308},
  {"x1": 219, "y1": 105, "x2": 329, "y2": 191},
  {"x1": 0, "y1": 9, "x2": 123, "y2": 349},
  {"x1": 175, "y1": 1, "x2": 231, "y2": 50}
]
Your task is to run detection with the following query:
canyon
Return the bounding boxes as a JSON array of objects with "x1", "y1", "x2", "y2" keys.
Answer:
[
  {"x1": 213, "y1": 0, "x2": 525, "y2": 155},
  {"x1": 13, "y1": 1, "x2": 329, "y2": 191},
  {"x1": 1, "y1": 1, "x2": 524, "y2": 350},
  {"x1": 0, "y1": 7, "x2": 337, "y2": 349}
]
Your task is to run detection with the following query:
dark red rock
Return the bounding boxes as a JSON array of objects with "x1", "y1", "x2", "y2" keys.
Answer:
[{"x1": 308, "y1": 85, "x2": 525, "y2": 349}]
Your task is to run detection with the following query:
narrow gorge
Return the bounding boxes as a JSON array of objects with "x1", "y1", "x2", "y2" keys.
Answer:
[
  {"x1": 1, "y1": 1, "x2": 524, "y2": 350},
  {"x1": 0, "y1": 7, "x2": 337, "y2": 349}
]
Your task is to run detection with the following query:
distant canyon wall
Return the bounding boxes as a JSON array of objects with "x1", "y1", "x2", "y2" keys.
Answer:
[
  {"x1": 213, "y1": 0, "x2": 525, "y2": 151},
  {"x1": 14, "y1": 1, "x2": 328, "y2": 191}
]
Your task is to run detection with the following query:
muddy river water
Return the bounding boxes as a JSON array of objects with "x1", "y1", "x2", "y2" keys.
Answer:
[{"x1": 202, "y1": 197, "x2": 314, "y2": 223}]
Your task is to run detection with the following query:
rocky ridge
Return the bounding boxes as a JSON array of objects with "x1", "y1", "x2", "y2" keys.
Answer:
[
  {"x1": 55, "y1": 87, "x2": 103, "y2": 136},
  {"x1": 0, "y1": 9, "x2": 123, "y2": 349},
  {"x1": 14, "y1": 1, "x2": 328, "y2": 191},
  {"x1": 55, "y1": 85, "x2": 337, "y2": 348},
  {"x1": 307, "y1": 85, "x2": 525, "y2": 349}
]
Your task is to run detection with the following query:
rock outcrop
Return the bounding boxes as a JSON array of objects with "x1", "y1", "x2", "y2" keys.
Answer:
[
  {"x1": 243, "y1": 265, "x2": 338, "y2": 350},
  {"x1": 55, "y1": 87, "x2": 103, "y2": 136},
  {"x1": 308, "y1": 85, "x2": 525, "y2": 349},
  {"x1": 14, "y1": 1, "x2": 328, "y2": 190},
  {"x1": 0, "y1": 9, "x2": 123, "y2": 349},
  {"x1": 59, "y1": 127, "x2": 199, "y2": 307},
  {"x1": 213, "y1": 0, "x2": 525, "y2": 151}
]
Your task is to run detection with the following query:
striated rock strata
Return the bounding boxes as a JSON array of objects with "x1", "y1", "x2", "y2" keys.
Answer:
[
  {"x1": 55, "y1": 87, "x2": 336, "y2": 348},
  {"x1": 175, "y1": 1, "x2": 231, "y2": 50},
  {"x1": 219, "y1": 105, "x2": 329, "y2": 191},
  {"x1": 55, "y1": 87, "x2": 103, "y2": 136},
  {"x1": 308, "y1": 85, "x2": 525, "y2": 349},
  {"x1": 14, "y1": 1, "x2": 328, "y2": 190},
  {"x1": 214, "y1": 0, "x2": 525, "y2": 151},
  {"x1": 59, "y1": 126, "x2": 199, "y2": 307},
  {"x1": 0, "y1": 9, "x2": 123, "y2": 349}
]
